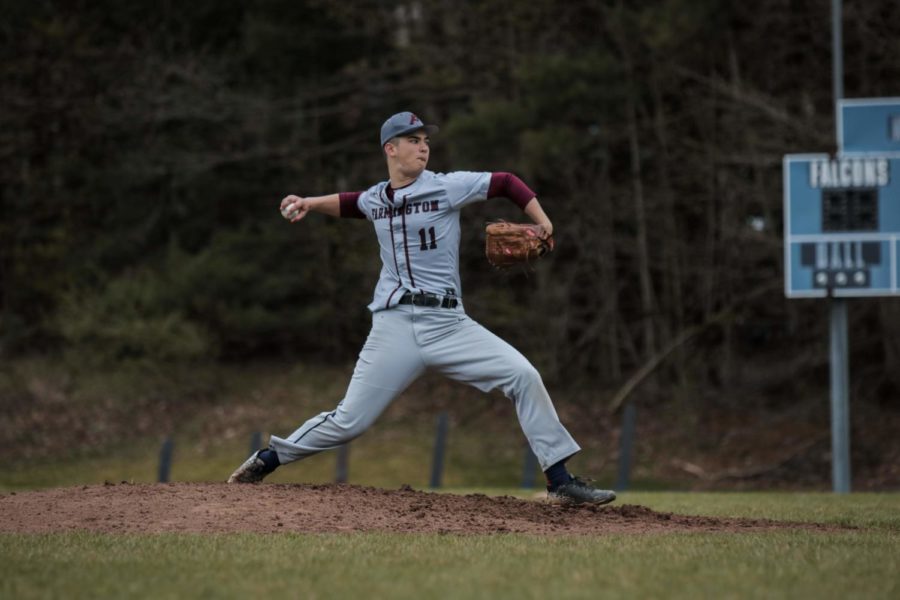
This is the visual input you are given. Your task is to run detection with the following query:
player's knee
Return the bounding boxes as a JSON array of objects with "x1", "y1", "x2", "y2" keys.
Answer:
[
  {"x1": 331, "y1": 411, "x2": 376, "y2": 439},
  {"x1": 512, "y1": 362, "x2": 543, "y2": 389}
]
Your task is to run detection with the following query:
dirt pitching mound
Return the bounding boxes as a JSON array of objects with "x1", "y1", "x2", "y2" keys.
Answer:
[{"x1": 0, "y1": 482, "x2": 835, "y2": 535}]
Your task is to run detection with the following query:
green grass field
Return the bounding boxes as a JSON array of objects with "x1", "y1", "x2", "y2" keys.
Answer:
[
  {"x1": 2, "y1": 491, "x2": 898, "y2": 599},
  {"x1": 2, "y1": 361, "x2": 898, "y2": 598}
]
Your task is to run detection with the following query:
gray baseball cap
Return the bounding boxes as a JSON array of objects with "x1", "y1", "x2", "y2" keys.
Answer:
[{"x1": 380, "y1": 111, "x2": 439, "y2": 146}]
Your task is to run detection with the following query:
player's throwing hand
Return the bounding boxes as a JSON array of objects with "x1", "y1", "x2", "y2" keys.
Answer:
[{"x1": 280, "y1": 195, "x2": 310, "y2": 222}]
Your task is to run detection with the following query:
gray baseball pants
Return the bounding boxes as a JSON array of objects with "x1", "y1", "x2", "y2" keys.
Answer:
[{"x1": 269, "y1": 304, "x2": 580, "y2": 471}]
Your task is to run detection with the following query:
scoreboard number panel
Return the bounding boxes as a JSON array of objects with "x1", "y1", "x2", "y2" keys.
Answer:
[{"x1": 838, "y1": 97, "x2": 900, "y2": 156}]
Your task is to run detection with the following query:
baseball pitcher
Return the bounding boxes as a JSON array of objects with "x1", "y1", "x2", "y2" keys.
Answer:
[{"x1": 227, "y1": 112, "x2": 616, "y2": 504}]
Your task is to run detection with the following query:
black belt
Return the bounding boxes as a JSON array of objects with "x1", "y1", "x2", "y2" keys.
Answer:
[{"x1": 398, "y1": 292, "x2": 459, "y2": 309}]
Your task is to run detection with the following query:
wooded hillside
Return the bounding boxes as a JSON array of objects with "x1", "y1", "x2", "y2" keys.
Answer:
[{"x1": 3, "y1": 0, "x2": 899, "y2": 411}]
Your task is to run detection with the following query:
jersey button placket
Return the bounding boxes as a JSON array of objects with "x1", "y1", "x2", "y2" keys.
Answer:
[{"x1": 397, "y1": 195, "x2": 417, "y2": 292}]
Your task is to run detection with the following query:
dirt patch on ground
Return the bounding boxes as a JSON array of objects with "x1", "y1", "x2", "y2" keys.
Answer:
[{"x1": 0, "y1": 482, "x2": 840, "y2": 535}]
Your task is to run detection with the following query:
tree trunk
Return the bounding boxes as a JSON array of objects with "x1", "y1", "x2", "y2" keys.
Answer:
[
  {"x1": 650, "y1": 61, "x2": 684, "y2": 380},
  {"x1": 625, "y1": 60, "x2": 657, "y2": 362}
]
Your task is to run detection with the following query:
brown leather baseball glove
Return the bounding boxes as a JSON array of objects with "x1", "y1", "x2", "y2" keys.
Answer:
[{"x1": 484, "y1": 222, "x2": 555, "y2": 268}]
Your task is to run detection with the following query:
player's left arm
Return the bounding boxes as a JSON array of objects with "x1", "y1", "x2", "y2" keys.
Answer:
[
  {"x1": 522, "y1": 197, "x2": 552, "y2": 239},
  {"x1": 488, "y1": 172, "x2": 552, "y2": 239}
]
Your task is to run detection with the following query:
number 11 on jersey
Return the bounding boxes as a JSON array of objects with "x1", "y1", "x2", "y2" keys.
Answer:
[{"x1": 418, "y1": 227, "x2": 437, "y2": 251}]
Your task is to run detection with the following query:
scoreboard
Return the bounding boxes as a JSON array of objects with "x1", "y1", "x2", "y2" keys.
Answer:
[{"x1": 784, "y1": 98, "x2": 900, "y2": 298}]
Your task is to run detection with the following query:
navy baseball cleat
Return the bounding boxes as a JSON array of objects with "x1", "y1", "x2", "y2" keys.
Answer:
[
  {"x1": 227, "y1": 450, "x2": 277, "y2": 484},
  {"x1": 548, "y1": 476, "x2": 617, "y2": 505}
]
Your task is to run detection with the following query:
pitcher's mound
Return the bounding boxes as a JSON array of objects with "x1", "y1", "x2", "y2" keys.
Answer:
[{"x1": 0, "y1": 482, "x2": 833, "y2": 535}]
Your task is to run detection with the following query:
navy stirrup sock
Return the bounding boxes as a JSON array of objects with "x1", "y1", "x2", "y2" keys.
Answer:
[
  {"x1": 544, "y1": 459, "x2": 572, "y2": 490},
  {"x1": 258, "y1": 449, "x2": 280, "y2": 472}
]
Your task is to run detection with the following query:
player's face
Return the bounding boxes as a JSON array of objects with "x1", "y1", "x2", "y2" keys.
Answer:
[{"x1": 387, "y1": 131, "x2": 430, "y2": 176}]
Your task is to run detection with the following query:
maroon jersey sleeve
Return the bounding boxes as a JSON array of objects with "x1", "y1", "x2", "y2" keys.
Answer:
[
  {"x1": 339, "y1": 192, "x2": 366, "y2": 219},
  {"x1": 487, "y1": 172, "x2": 536, "y2": 210}
]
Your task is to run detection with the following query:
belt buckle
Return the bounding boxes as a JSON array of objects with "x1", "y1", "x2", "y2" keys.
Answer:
[{"x1": 410, "y1": 293, "x2": 430, "y2": 307}]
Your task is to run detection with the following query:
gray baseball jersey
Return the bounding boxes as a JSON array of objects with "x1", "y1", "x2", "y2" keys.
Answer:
[
  {"x1": 355, "y1": 169, "x2": 490, "y2": 312},
  {"x1": 267, "y1": 169, "x2": 581, "y2": 472}
]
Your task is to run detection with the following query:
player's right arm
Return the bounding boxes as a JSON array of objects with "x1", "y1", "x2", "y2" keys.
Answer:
[
  {"x1": 281, "y1": 192, "x2": 366, "y2": 222},
  {"x1": 280, "y1": 194, "x2": 338, "y2": 222}
]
